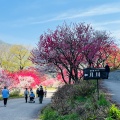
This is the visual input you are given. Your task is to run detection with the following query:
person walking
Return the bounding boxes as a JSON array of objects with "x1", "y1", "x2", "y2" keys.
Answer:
[
  {"x1": 44, "y1": 87, "x2": 47, "y2": 97},
  {"x1": 2, "y1": 86, "x2": 9, "y2": 107},
  {"x1": 36, "y1": 88, "x2": 39, "y2": 97},
  {"x1": 38, "y1": 86, "x2": 44, "y2": 104},
  {"x1": 30, "y1": 88, "x2": 33, "y2": 92},
  {"x1": 24, "y1": 88, "x2": 29, "y2": 103},
  {"x1": 105, "y1": 63, "x2": 110, "y2": 79}
]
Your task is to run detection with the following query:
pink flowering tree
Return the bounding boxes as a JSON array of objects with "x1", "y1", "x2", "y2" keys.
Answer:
[
  {"x1": 0, "y1": 69, "x2": 15, "y2": 90},
  {"x1": 41, "y1": 79, "x2": 55, "y2": 87},
  {"x1": 30, "y1": 22, "x2": 114, "y2": 84},
  {"x1": 87, "y1": 31, "x2": 114, "y2": 68},
  {"x1": 40, "y1": 77, "x2": 62, "y2": 87}
]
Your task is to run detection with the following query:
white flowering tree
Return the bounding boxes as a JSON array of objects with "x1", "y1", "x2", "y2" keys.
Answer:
[{"x1": 17, "y1": 76, "x2": 34, "y2": 88}]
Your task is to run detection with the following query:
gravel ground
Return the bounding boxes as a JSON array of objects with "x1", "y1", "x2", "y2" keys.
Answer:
[{"x1": 0, "y1": 91, "x2": 54, "y2": 120}]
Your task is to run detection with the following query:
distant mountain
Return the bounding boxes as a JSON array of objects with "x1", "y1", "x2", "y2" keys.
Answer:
[{"x1": 0, "y1": 40, "x2": 11, "y2": 47}]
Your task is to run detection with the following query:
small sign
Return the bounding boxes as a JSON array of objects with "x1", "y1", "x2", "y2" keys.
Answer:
[{"x1": 83, "y1": 68, "x2": 107, "y2": 80}]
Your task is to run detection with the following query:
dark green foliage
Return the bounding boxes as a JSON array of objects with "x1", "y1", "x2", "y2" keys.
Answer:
[{"x1": 75, "y1": 96, "x2": 87, "y2": 103}]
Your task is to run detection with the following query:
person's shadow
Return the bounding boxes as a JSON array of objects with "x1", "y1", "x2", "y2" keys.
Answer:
[{"x1": 0, "y1": 105, "x2": 6, "y2": 107}]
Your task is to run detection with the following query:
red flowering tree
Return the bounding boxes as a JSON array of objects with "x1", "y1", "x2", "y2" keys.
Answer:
[
  {"x1": 10, "y1": 70, "x2": 46, "y2": 89},
  {"x1": 30, "y1": 22, "x2": 114, "y2": 84},
  {"x1": 106, "y1": 45, "x2": 120, "y2": 69}
]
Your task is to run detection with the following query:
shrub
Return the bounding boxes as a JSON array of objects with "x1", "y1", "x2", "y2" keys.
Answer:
[
  {"x1": 10, "y1": 89, "x2": 21, "y2": 98},
  {"x1": 40, "y1": 106, "x2": 58, "y2": 120},
  {"x1": 51, "y1": 80, "x2": 96, "y2": 115},
  {"x1": 108, "y1": 104, "x2": 120, "y2": 119}
]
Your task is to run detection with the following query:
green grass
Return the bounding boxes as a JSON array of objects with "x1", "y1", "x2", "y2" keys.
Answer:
[
  {"x1": 57, "y1": 113, "x2": 79, "y2": 120},
  {"x1": 98, "y1": 94, "x2": 110, "y2": 106},
  {"x1": 40, "y1": 106, "x2": 58, "y2": 120}
]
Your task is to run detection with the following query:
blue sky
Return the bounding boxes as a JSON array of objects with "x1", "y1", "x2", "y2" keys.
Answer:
[{"x1": 0, "y1": 0, "x2": 120, "y2": 47}]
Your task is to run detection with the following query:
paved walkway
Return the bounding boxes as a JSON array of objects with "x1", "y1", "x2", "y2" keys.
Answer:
[
  {"x1": 102, "y1": 69, "x2": 120, "y2": 104},
  {"x1": 0, "y1": 91, "x2": 54, "y2": 120}
]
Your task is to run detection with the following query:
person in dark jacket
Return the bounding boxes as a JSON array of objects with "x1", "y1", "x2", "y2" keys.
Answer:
[
  {"x1": 38, "y1": 86, "x2": 44, "y2": 104},
  {"x1": 105, "y1": 63, "x2": 110, "y2": 79},
  {"x1": 2, "y1": 86, "x2": 9, "y2": 107}
]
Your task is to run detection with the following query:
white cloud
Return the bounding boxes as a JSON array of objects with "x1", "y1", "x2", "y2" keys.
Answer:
[
  {"x1": 2, "y1": 2, "x2": 120, "y2": 28},
  {"x1": 93, "y1": 20, "x2": 120, "y2": 26},
  {"x1": 31, "y1": 3, "x2": 120, "y2": 24}
]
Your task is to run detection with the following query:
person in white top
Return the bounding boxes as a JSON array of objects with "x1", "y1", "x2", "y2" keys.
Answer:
[{"x1": 24, "y1": 88, "x2": 29, "y2": 103}]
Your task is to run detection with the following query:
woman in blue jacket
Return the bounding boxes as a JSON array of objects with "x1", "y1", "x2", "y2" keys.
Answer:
[{"x1": 2, "y1": 86, "x2": 9, "y2": 107}]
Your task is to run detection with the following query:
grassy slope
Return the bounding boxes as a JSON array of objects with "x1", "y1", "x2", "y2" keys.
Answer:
[{"x1": 40, "y1": 80, "x2": 120, "y2": 120}]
